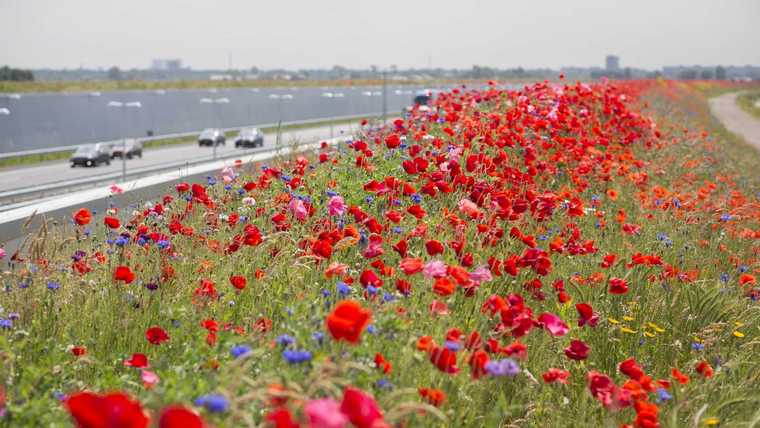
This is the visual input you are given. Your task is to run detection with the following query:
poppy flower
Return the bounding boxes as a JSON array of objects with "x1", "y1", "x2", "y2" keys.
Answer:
[
  {"x1": 542, "y1": 368, "x2": 570, "y2": 384},
  {"x1": 159, "y1": 406, "x2": 205, "y2": 428},
  {"x1": 305, "y1": 398, "x2": 348, "y2": 428},
  {"x1": 432, "y1": 277, "x2": 455, "y2": 296},
  {"x1": 71, "y1": 346, "x2": 87, "y2": 357},
  {"x1": 229, "y1": 275, "x2": 247, "y2": 290},
  {"x1": 326, "y1": 300, "x2": 371, "y2": 344},
  {"x1": 113, "y1": 266, "x2": 136, "y2": 284},
  {"x1": 619, "y1": 358, "x2": 645, "y2": 381},
  {"x1": 340, "y1": 387, "x2": 384, "y2": 428},
  {"x1": 73, "y1": 208, "x2": 92, "y2": 226},
  {"x1": 64, "y1": 391, "x2": 149, "y2": 428},
  {"x1": 145, "y1": 326, "x2": 170, "y2": 345},
  {"x1": 538, "y1": 313, "x2": 569, "y2": 336},
  {"x1": 425, "y1": 240, "x2": 445, "y2": 256},
  {"x1": 564, "y1": 339, "x2": 590, "y2": 360},
  {"x1": 399, "y1": 258, "x2": 424, "y2": 275},
  {"x1": 418, "y1": 388, "x2": 446, "y2": 407},
  {"x1": 695, "y1": 360, "x2": 714, "y2": 378},
  {"x1": 103, "y1": 216, "x2": 120, "y2": 229},
  {"x1": 123, "y1": 353, "x2": 149, "y2": 368},
  {"x1": 608, "y1": 277, "x2": 628, "y2": 294},
  {"x1": 671, "y1": 368, "x2": 689, "y2": 384},
  {"x1": 575, "y1": 303, "x2": 599, "y2": 327}
]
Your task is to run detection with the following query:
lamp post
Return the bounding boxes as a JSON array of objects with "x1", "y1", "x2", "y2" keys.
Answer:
[
  {"x1": 199, "y1": 97, "x2": 230, "y2": 160},
  {"x1": 107, "y1": 100, "x2": 142, "y2": 183}
]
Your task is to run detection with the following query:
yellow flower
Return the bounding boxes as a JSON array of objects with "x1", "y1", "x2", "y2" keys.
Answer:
[
  {"x1": 608, "y1": 318, "x2": 620, "y2": 325},
  {"x1": 647, "y1": 322, "x2": 665, "y2": 333},
  {"x1": 623, "y1": 316, "x2": 635, "y2": 322},
  {"x1": 644, "y1": 331, "x2": 655, "y2": 338},
  {"x1": 734, "y1": 321, "x2": 744, "y2": 327},
  {"x1": 704, "y1": 417, "x2": 720, "y2": 426},
  {"x1": 621, "y1": 327, "x2": 637, "y2": 334},
  {"x1": 733, "y1": 331, "x2": 745, "y2": 338}
]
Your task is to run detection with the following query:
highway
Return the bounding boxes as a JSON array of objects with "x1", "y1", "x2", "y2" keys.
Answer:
[
  {"x1": 0, "y1": 85, "x2": 424, "y2": 152},
  {"x1": 0, "y1": 122, "x2": 357, "y2": 194}
]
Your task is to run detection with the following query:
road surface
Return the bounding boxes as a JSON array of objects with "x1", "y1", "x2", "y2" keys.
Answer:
[
  {"x1": 0, "y1": 85, "x2": 425, "y2": 152},
  {"x1": 0, "y1": 122, "x2": 357, "y2": 193},
  {"x1": 709, "y1": 92, "x2": 760, "y2": 151}
]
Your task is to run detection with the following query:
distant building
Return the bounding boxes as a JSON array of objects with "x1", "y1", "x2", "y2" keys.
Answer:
[
  {"x1": 605, "y1": 55, "x2": 620, "y2": 72},
  {"x1": 151, "y1": 59, "x2": 183, "y2": 71}
]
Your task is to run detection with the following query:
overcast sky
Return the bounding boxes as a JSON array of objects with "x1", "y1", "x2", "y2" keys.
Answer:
[{"x1": 1, "y1": 0, "x2": 758, "y2": 70}]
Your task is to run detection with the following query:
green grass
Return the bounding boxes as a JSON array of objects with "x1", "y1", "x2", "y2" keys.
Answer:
[
  {"x1": 736, "y1": 91, "x2": 760, "y2": 120},
  {"x1": 1, "y1": 81, "x2": 760, "y2": 427},
  {"x1": 0, "y1": 115, "x2": 385, "y2": 170}
]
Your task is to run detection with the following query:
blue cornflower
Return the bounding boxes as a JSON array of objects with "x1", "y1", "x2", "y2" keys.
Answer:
[
  {"x1": 376, "y1": 379, "x2": 393, "y2": 389},
  {"x1": 382, "y1": 292, "x2": 395, "y2": 303},
  {"x1": 321, "y1": 289, "x2": 332, "y2": 298},
  {"x1": 692, "y1": 342, "x2": 705, "y2": 351},
  {"x1": 411, "y1": 194, "x2": 422, "y2": 204},
  {"x1": 281, "y1": 175, "x2": 292, "y2": 182},
  {"x1": 230, "y1": 345, "x2": 252, "y2": 359},
  {"x1": 672, "y1": 198, "x2": 682, "y2": 209},
  {"x1": 157, "y1": 240, "x2": 171, "y2": 250},
  {"x1": 276, "y1": 335, "x2": 295, "y2": 346},
  {"x1": 485, "y1": 359, "x2": 520, "y2": 377},
  {"x1": 47, "y1": 281, "x2": 60, "y2": 291},
  {"x1": 720, "y1": 272, "x2": 730, "y2": 283},
  {"x1": 115, "y1": 237, "x2": 129, "y2": 246},
  {"x1": 365, "y1": 196, "x2": 374, "y2": 204},
  {"x1": 237, "y1": 188, "x2": 245, "y2": 196},
  {"x1": 444, "y1": 341, "x2": 461, "y2": 352},
  {"x1": 720, "y1": 213, "x2": 732, "y2": 222},
  {"x1": 207, "y1": 177, "x2": 216, "y2": 186},
  {"x1": 367, "y1": 285, "x2": 378, "y2": 296},
  {"x1": 312, "y1": 332, "x2": 324, "y2": 344},
  {"x1": 739, "y1": 265, "x2": 749, "y2": 273},
  {"x1": 656, "y1": 388, "x2": 672, "y2": 403},
  {"x1": 0, "y1": 319, "x2": 12, "y2": 329},
  {"x1": 224, "y1": 184, "x2": 232, "y2": 191},
  {"x1": 337, "y1": 282, "x2": 351, "y2": 296},
  {"x1": 366, "y1": 325, "x2": 377, "y2": 335},
  {"x1": 195, "y1": 394, "x2": 229, "y2": 413},
  {"x1": 392, "y1": 227, "x2": 404, "y2": 234},
  {"x1": 326, "y1": 190, "x2": 338, "y2": 197},
  {"x1": 282, "y1": 350, "x2": 312, "y2": 364}
]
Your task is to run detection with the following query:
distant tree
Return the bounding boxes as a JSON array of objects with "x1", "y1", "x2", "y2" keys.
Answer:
[
  {"x1": 0, "y1": 66, "x2": 34, "y2": 81},
  {"x1": 715, "y1": 66, "x2": 726, "y2": 80},
  {"x1": 107, "y1": 66, "x2": 122, "y2": 81},
  {"x1": 700, "y1": 69, "x2": 714, "y2": 80}
]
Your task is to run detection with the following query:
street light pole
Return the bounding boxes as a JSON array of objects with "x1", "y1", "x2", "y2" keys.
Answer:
[{"x1": 108, "y1": 100, "x2": 142, "y2": 183}]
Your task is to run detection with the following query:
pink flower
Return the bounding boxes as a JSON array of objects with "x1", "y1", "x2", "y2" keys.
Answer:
[
  {"x1": 109, "y1": 184, "x2": 124, "y2": 194},
  {"x1": 469, "y1": 266, "x2": 492, "y2": 284},
  {"x1": 0, "y1": 247, "x2": 5, "y2": 260},
  {"x1": 328, "y1": 196, "x2": 346, "y2": 217},
  {"x1": 423, "y1": 260, "x2": 447, "y2": 279},
  {"x1": 141, "y1": 370, "x2": 160, "y2": 389},
  {"x1": 538, "y1": 313, "x2": 569, "y2": 336},
  {"x1": 305, "y1": 398, "x2": 348, "y2": 428},
  {"x1": 457, "y1": 198, "x2": 481, "y2": 219},
  {"x1": 289, "y1": 198, "x2": 308, "y2": 221}
]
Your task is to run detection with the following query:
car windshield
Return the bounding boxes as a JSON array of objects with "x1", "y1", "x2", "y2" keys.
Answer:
[
  {"x1": 73, "y1": 146, "x2": 96, "y2": 156},
  {"x1": 200, "y1": 129, "x2": 217, "y2": 138},
  {"x1": 241, "y1": 129, "x2": 258, "y2": 136}
]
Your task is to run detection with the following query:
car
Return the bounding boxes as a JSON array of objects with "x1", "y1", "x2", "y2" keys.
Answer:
[
  {"x1": 234, "y1": 128, "x2": 264, "y2": 148},
  {"x1": 111, "y1": 139, "x2": 143, "y2": 159},
  {"x1": 198, "y1": 129, "x2": 226, "y2": 146},
  {"x1": 70, "y1": 144, "x2": 111, "y2": 167}
]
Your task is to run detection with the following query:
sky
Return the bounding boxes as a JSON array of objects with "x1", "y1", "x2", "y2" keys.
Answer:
[{"x1": 1, "y1": 0, "x2": 759, "y2": 71}]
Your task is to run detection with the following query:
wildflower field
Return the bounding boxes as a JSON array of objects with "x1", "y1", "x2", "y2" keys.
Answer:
[{"x1": 1, "y1": 79, "x2": 760, "y2": 428}]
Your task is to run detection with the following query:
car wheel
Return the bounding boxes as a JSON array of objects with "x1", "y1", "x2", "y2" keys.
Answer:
[
  {"x1": 86, "y1": 160, "x2": 93, "y2": 167},
  {"x1": 70, "y1": 163, "x2": 76, "y2": 168}
]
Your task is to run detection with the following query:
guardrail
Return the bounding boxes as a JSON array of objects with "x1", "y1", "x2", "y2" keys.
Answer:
[{"x1": 0, "y1": 111, "x2": 397, "y2": 160}]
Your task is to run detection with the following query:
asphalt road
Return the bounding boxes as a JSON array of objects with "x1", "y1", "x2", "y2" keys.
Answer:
[
  {"x1": 0, "y1": 85, "x2": 424, "y2": 153},
  {"x1": 709, "y1": 91, "x2": 760, "y2": 151},
  {"x1": 0, "y1": 122, "x2": 356, "y2": 193}
]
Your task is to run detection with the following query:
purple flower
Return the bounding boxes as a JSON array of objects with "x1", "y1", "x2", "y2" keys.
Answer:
[{"x1": 485, "y1": 358, "x2": 520, "y2": 377}]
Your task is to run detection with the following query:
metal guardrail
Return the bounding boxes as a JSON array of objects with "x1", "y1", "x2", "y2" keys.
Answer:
[{"x1": 0, "y1": 111, "x2": 395, "y2": 160}]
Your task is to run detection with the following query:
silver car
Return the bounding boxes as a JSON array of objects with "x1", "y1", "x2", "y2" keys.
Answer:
[
  {"x1": 198, "y1": 129, "x2": 226, "y2": 146},
  {"x1": 234, "y1": 128, "x2": 264, "y2": 148}
]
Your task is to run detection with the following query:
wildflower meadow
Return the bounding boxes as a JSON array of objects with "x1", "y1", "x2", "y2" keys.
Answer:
[{"x1": 1, "y1": 79, "x2": 759, "y2": 427}]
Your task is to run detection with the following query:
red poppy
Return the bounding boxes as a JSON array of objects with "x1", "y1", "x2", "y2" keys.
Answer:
[
  {"x1": 326, "y1": 300, "x2": 371, "y2": 344},
  {"x1": 608, "y1": 277, "x2": 628, "y2": 294},
  {"x1": 425, "y1": 240, "x2": 445, "y2": 256},
  {"x1": 71, "y1": 346, "x2": 87, "y2": 357},
  {"x1": 64, "y1": 391, "x2": 149, "y2": 428},
  {"x1": 564, "y1": 339, "x2": 590, "y2": 360},
  {"x1": 432, "y1": 277, "x2": 455, "y2": 296},
  {"x1": 340, "y1": 387, "x2": 384, "y2": 428},
  {"x1": 671, "y1": 367, "x2": 690, "y2": 384},
  {"x1": 266, "y1": 408, "x2": 299, "y2": 428},
  {"x1": 575, "y1": 303, "x2": 599, "y2": 327},
  {"x1": 229, "y1": 275, "x2": 247, "y2": 290},
  {"x1": 418, "y1": 387, "x2": 446, "y2": 407},
  {"x1": 73, "y1": 208, "x2": 92, "y2": 226},
  {"x1": 542, "y1": 368, "x2": 570, "y2": 384},
  {"x1": 145, "y1": 326, "x2": 170, "y2": 345},
  {"x1": 695, "y1": 360, "x2": 714, "y2": 378},
  {"x1": 113, "y1": 266, "x2": 135, "y2": 284},
  {"x1": 159, "y1": 406, "x2": 205, "y2": 428},
  {"x1": 619, "y1": 358, "x2": 645, "y2": 381},
  {"x1": 429, "y1": 346, "x2": 459, "y2": 374},
  {"x1": 395, "y1": 258, "x2": 422, "y2": 276},
  {"x1": 103, "y1": 216, "x2": 120, "y2": 229},
  {"x1": 123, "y1": 353, "x2": 149, "y2": 368}
]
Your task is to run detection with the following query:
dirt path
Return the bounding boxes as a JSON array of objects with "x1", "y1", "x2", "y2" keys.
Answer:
[{"x1": 709, "y1": 92, "x2": 760, "y2": 151}]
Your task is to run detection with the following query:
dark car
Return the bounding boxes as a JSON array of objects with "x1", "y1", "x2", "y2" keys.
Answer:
[
  {"x1": 198, "y1": 129, "x2": 226, "y2": 146},
  {"x1": 70, "y1": 144, "x2": 111, "y2": 167},
  {"x1": 111, "y1": 139, "x2": 143, "y2": 159},
  {"x1": 234, "y1": 128, "x2": 264, "y2": 148}
]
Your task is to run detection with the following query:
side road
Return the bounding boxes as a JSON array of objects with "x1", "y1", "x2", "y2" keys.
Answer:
[{"x1": 709, "y1": 91, "x2": 760, "y2": 151}]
